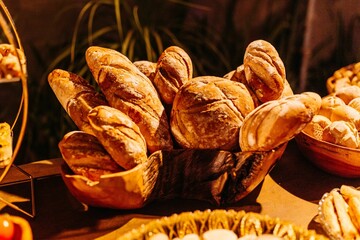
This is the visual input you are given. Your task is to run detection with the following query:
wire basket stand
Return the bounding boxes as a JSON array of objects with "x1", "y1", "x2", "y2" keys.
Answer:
[{"x1": 0, "y1": 1, "x2": 34, "y2": 218}]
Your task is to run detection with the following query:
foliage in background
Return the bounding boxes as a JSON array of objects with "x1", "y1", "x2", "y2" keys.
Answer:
[{"x1": 26, "y1": 0, "x2": 311, "y2": 161}]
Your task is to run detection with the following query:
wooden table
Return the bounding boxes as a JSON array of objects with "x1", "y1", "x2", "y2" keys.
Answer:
[{"x1": 1, "y1": 140, "x2": 360, "y2": 239}]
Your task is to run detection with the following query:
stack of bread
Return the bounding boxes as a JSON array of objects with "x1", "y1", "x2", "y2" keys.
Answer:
[
  {"x1": 48, "y1": 40, "x2": 321, "y2": 208},
  {"x1": 303, "y1": 65, "x2": 360, "y2": 149}
]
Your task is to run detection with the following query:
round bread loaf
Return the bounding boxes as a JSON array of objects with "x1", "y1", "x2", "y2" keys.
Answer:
[
  {"x1": 170, "y1": 76, "x2": 255, "y2": 151},
  {"x1": 302, "y1": 114, "x2": 332, "y2": 140},
  {"x1": 334, "y1": 85, "x2": 360, "y2": 104}
]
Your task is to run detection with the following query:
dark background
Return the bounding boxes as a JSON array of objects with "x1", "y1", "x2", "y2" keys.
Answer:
[{"x1": 2, "y1": 0, "x2": 360, "y2": 164}]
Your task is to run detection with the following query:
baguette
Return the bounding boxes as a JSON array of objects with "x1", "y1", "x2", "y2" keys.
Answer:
[
  {"x1": 48, "y1": 69, "x2": 108, "y2": 135},
  {"x1": 87, "y1": 105, "x2": 148, "y2": 170},
  {"x1": 85, "y1": 46, "x2": 173, "y2": 153},
  {"x1": 59, "y1": 131, "x2": 123, "y2": 181},
  {"x1": 331, "y1": 190, "x2": 359, "y2": 239}
]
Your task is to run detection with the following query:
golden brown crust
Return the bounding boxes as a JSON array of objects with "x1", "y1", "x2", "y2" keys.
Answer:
[
  {"x1": 243, "y1": 40, "x2": 286, "y2": 103},
  {"x1": 133, "y1": 60, "x2": 157, "y2": 82},
  {"x1": 153, "y1": 46, "x2": 193, "y2": 104},
  {"x1": 334, "y1": 85, "x2": 360, "y2": 104},
  {"x1": 58, "y1": 131, "x2": 123, "y2": 181},
  {"x1": 48, "y1": 69, "x2": 108, "y2": 135},
  {"x1": 322, "y1": 121, "x2": 359, "y2": 148},
  {"x1": 88, "y1": 105, "x2": 148, "y2": 170},
  {"x1": 170, "y1": 76, "x2": 254, "y2": 150},
  {"x1": 302, "y1": 114, "x2": 332, "y2": 140},
  {"x1": 86, "y1": 46, "x2": 173, "y2": 153},
  {"x1": 239, "y1": 92, "x2": 321, "y2": 151},
  {"x1": 327, "y1": 105, "x2": 360, "y2": 131},
  {"x1": 226, "y1": 64, "x2": 261, "y2": 107}
]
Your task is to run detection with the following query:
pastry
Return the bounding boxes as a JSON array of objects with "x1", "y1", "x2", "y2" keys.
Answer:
[
  {"x1": 0, "y1": 43, "x2": 26, "y2": 79},
  {"x1": 58, "y1": 131, "x2": 123, "y2": 181},
  {"x1": 243, "y1": 40, "x2": 286, "y2": 103},
  {"x1": 87, "y1": 105, "x2": 147, "y2": 170},
  {"x1": 86, "y1": 46, "x2": 173, "y2": 153},
  {"x1": 331, "y1": 190, "x2": 359, "y2": 239},
  {"x1": 239, "y1": 92, "x2": 321, "y2": 152},
  {"x1": 153, "y1": 46, "x2": 193, "y2": 104},
  {"x1": 48, "y1": 69, "x2": 108, "y2": 135},
  {"x1": 322, "y1": 121, "x2": 359, "y2": 148},
  {"x1": 170, "y1": 76, "x2": 255, "y2": 150}
]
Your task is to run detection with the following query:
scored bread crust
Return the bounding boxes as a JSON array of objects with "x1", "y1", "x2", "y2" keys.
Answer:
[
  {"x1": 87, "y1": 105, "x2": 148, "y2": 170},
  {"x1": 59, "y1": 131, "x2": 123, "y2": 181},
  {"x1": 48, "y1": 69, "x2": 108, "y2": 136},
  {"x1": 239, "y1": 92, "x2": 321, "y2": 152},
  {"x1": 86, "y1": 46, "x2": 173, "y2": 153}
]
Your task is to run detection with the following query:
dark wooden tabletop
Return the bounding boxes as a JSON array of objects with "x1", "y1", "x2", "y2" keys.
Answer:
[{"x1": 1, "y1": 140, "x2": 360, "y2": 240}]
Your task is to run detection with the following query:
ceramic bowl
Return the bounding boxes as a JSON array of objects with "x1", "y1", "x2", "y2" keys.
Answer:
[{"x1": 295, "y1": 131, "x2": 360, "y2": 178}]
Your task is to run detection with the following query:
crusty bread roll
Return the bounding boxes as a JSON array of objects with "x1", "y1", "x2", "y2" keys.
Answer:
[
  {"x1": 225, "y1": 64, "x2": 261, "y2": 107},
  {"x1": 327, "y1": 105, "x2": 360, "y2": 131},
  {"x1": 240, "y1": 92, "x2": 321, "y2": 151},
  {"x1": 302, "y1": 114, "x2": 332, "y2": 140},
  {"x1": 334, "y1": 85, "x2": 360, "y2": 104},
  {"x1": 322, "y1": 120, "x2": 359, "y2": 148},
  {"x1": 243, "y1": 40, "x2": 286, "y2": 103},
  {"x1": 348, "y1": 97, "x2": 360, "y2": 113},
  {"x1": 319, "y1": 95, "x2": 346, "y2": 118},
  {"x1": 85, "y1": 46, "x2": 173, "y2": 153},
  {"x1": 58, "y1": 131, "x2": 123, "y2": 181},
  {"x1": 133, "y1": 60, "x2": 157, "y2": 82},
  {"x1": 153, "y1": 46, "x2": 193, "y2": 104},
  {"x1": 171, "y1": 76, "x2": 255, "y2": 151},
  {"x1": 87, "y1": 105, "x2": 148, "y2": 170},
  {"x1": 48, "y1": 69, "x2": 108, "y2": 135},
  {"x1": 0, "y1": 122, "x2": 12, "y2": 168}
]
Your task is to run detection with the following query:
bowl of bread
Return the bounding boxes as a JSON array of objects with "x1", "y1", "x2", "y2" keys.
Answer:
[
  {"x1": 318, "y1": 185, "x2": 360, "y2": 239},
  {"x1": 295, "y1": 62, "x2": 360, "y2": 178},
  {"x1": 120, "y1": 209, "x2": 327, "y2": 240}
]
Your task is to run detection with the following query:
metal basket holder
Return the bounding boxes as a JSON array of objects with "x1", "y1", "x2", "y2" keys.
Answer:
[{"x1": 0, "y1": 1, "x2": 34, "y2": 218}]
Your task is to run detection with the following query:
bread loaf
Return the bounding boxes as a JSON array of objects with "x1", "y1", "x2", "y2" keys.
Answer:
[
  {"x1": 171, "y1": 76, "x2": 255, "y2": 150},
  {"x1": 59, "y1": 131, "x2": 123, "y2": 181},
  {"x1": 87, "y1": 105, "x2": 148, "y2": 170},
  {"x1": 153, "y1": 46, "x2": 193, "y2": 104},
  {"x1": 85, "y1": 46, "x2": 173, "y2": 153},
  {"x1": 243, "y1": 40, "x2": 286, "y2": 103},
  {"x1": 133, "y1": 60, "x2": 157, "y2": 82},
  {"x1": 239, "y1": 92, "x2": 321, "y2": 151},
  {"x1": 48, "y1": 69, "x2": 108, "y2": 136}
]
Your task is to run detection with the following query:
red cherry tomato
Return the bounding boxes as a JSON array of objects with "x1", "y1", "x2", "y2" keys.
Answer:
[{"x1": 0, "y1": 216, "x2": 15, "y2": 240}]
